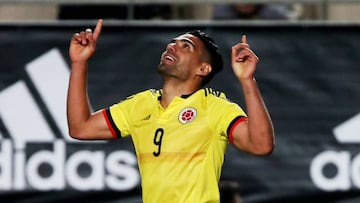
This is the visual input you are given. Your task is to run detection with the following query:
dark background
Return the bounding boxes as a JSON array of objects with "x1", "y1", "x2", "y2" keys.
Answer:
[{"x1": 0, "y1": 22, "x2": 359, "y2": 202}]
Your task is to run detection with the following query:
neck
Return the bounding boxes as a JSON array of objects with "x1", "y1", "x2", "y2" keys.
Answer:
[{"x1": 160, "y1": 80, "x2": 200, "y2": 108}]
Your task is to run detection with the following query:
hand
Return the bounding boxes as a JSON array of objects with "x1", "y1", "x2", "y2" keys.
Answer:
[
  {"x1": 69, "y1": 19, "x2": 103, "y2": 64},
  {"x1": 231, "y1": 35, "x2": 259, "y2": 81}
]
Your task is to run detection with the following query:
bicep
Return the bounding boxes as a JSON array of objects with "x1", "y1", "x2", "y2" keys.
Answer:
[
  {"x1": 232, "y1": 121, "x2": 272, "y2": 155},
  {"x1": 231, "y1": 121, "x2": 252, "y2": 153},
  {"x1": 75, "y1": 109, "x2": 115, "y2": 140}
]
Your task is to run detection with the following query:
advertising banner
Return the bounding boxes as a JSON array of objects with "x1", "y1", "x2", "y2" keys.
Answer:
[{"x1": 0, "y1": 22, "x2": 359, "y2": 202}]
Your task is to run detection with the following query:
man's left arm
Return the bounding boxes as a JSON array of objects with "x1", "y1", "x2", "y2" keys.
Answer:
[{"x1": 230, "y1": 35, "x2": 275, "y2": 155}]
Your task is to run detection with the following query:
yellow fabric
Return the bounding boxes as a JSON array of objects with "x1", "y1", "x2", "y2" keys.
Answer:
[{"x1": 107, "y1": 88, "x2": 246, "y2": 203}]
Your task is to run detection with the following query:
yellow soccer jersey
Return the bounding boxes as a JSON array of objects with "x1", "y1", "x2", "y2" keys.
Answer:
[{"x1": 103, "y1": 88, "x2": 247, "y2": 203}]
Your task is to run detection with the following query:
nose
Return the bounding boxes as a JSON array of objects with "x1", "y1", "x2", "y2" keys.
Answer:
[{"x1": 166, "y1": 43, "x2": 176, "y2": 53}]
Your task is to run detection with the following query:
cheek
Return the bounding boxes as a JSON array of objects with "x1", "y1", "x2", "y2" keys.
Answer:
[
  {"x1": 160, "y1": 51, "x2": 166, "y2": 58},
  {"x1": 182, "y1": 56, "x2": 200, "y2": 65}
]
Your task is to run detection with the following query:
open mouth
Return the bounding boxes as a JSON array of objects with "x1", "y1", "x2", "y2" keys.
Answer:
[
  {"x1": 164, "y1": 55, "x2": 175, "y2": 62},
  {"x1": 162, "y1": 52, "x2": 177, "y2": 63}
]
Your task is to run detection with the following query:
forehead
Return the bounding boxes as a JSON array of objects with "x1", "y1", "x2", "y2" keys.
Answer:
[{"x1": 174, "y1": 34, "x2": 204, "y2": 47}]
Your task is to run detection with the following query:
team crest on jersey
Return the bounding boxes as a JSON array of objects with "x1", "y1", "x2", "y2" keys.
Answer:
[{"x1": 178, "y1": 107, "x2": 197, "y2": 124}]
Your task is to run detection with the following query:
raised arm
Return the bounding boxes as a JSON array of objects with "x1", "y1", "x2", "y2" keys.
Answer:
[
  {"x1": 67, "y1": 19, "x2": 113, "y2": 140},
  {"x1": 230, "y1": 35, "x2": 275, "y2": 155}
]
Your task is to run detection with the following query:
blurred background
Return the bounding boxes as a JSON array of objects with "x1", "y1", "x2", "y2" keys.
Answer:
[
  {"x1": 1, "y1": 0, "x2": 360, "y2": 21},
  {"x1": 0, "y1": 0, "x2": 360, "y2": 203}
]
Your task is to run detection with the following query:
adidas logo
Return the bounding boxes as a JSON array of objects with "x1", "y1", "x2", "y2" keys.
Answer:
[
  {"x1": 0, "y1": 48, "x2": 139, "y2": 191},
  {"x1": 310, "y1": 113, "x2": 360, "y2": 191},
  {"x1": 333, "y1": 113, "x2": 360, "y2": 143}
]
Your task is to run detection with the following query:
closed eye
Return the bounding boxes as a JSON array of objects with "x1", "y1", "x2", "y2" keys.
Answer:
[
  {"x1": 181, "y1": 39, "x2": 195, "y2": 49},
  {"x1": 183, "y1": 43, "x2": 190, "y2": 49}
]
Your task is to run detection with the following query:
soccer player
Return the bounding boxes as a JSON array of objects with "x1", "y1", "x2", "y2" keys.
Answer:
[{"x1": 67, "y1": 19, "x2": 274, "y2": 203}]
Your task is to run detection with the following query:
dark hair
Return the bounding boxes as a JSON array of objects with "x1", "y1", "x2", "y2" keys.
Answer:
[{"x1": 187, "y1": 30, "x2": 223, "y2": 86}]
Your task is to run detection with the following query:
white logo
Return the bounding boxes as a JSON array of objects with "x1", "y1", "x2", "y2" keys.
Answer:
[
  {"x1": 310, "y1": 113, "x2": 360, "y2": 191},
  {"x1": 333, "y1": 113, "x2": 360, "y2": 143},
  {"x1": 0, "y1": 49, "x2": 140, "y2": 191},
  {"x1": 178, "y1": 107, "x2": 197, "y2": 124}
]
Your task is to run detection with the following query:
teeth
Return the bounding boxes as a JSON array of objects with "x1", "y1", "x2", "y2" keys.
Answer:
[{"x1": 165, "y1": 55, "x2": 174, "y2": 62}]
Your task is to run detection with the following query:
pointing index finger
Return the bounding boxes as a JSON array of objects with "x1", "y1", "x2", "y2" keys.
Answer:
[
  {"x1": 242, "y1": 35, "x2": 247, "y2": 44},
  {"x1": 93, "y1": 19, "x2": 103, "y2": 41}
]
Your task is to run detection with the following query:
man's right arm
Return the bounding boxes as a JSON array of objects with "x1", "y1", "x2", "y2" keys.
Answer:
[{"x1": 67, "y1": 19, "x2": 114, "y2": 140}]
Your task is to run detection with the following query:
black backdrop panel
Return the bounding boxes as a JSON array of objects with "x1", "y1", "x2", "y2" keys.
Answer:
[{"x1": 0, "y1": 22, "x2": 359, "y2": 203}]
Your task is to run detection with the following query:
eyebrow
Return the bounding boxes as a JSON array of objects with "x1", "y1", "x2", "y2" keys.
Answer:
[{"x1": 171, "y1": 37, "x2": 196, "y2": 49}]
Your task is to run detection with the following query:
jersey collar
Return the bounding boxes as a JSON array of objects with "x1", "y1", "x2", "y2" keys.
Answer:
[{"x1": 157, "y1": 88, "x2": 202, "y2": 100}]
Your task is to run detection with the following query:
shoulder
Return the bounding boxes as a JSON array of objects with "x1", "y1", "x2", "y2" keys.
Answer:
[
  {"x1": 202, "y1": 88, "x2": 241, "y2": 110},
  {"x1": 203, "y1": 87, "x2": 228, "y2": 101},
  {"x1": 121, "y1": 89, "x2": 160, "y2": 101},
  {"x1": 111, "y1": 89, "x2": 160, "y2": 108}
]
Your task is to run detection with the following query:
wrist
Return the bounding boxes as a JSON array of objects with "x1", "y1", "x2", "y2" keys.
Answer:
[
  {"x1": 239, "y1": 77, "x2": 259, "y2": 96},
  {"x1": 71, "y1": 60, "x2": 88, "y2": 66},
  {"x1": 239, "y1": 77, "x2": 256, "y2": 85},
  {"x1": 71, "y1": 61, "x2": 88, "y2": 68},
  {"x1": 71, "y1": 61, "x2": 89, "y2": 74}
]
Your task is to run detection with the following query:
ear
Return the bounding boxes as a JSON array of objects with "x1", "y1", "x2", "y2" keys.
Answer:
[{"x1": 197, "y1": 63, "x2": 212, "y2": 77}]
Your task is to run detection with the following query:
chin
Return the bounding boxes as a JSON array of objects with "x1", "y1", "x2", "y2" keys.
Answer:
[
  {"x1": 157, "y1": 64, "x2": 166, "y2": 74},
  {"x1": 158, "y1": 62, "x2": 172, "y2": 71},
  {"x1": 158, "y1": 64, "x2": 177, "y2": 77}
]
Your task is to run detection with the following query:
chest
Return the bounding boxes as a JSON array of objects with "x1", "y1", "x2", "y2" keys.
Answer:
[{"x1": 131, "y1": 101, "x2": 214, "y2": 154}]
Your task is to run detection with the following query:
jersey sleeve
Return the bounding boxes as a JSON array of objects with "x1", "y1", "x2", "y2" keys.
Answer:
[
  {"x1": 208, "y1": 95, "x2": 247, "y2": 143},
  {"x1": 102, "y1": 95, "x2": 137, "y2": 139}
]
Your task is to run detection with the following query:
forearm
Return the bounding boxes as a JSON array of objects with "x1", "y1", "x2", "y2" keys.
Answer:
[
  {"x1": 67, "y1": 62, "x2": 92, "y2": 135},
  {"x1": 240, "y1": 78, "x2": 274, "y2": 154}
]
